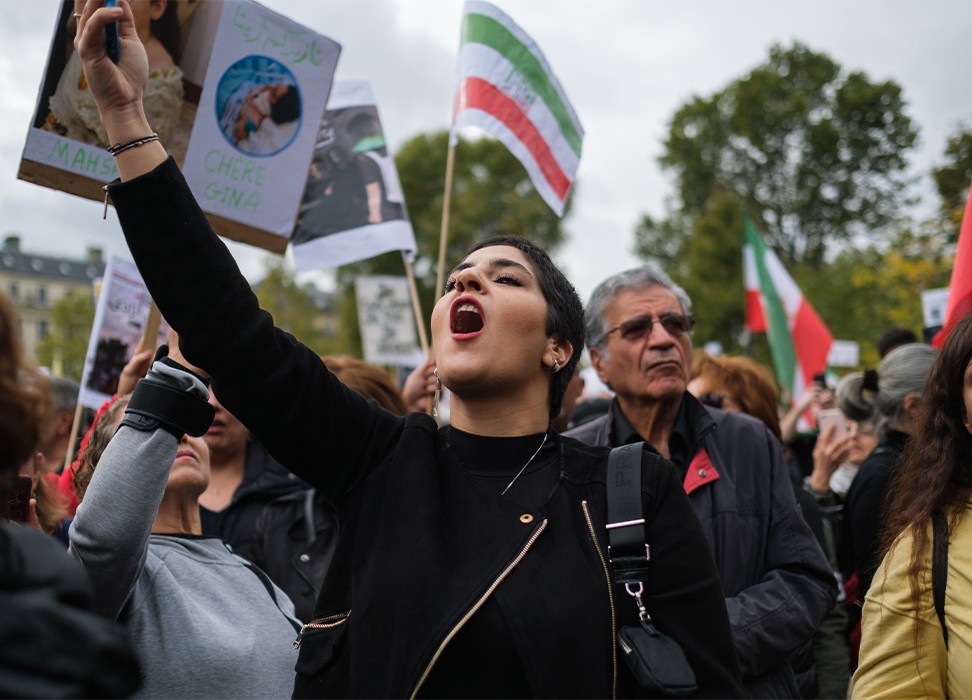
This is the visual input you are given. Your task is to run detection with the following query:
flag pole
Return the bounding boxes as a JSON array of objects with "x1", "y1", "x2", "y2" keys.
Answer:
[
  {"x1": 434, "y1": 141, "x2": 457, "y2": 301},
  {"x1": 402, "y1": 252, "x2": 430, "y2": 356},
  {"x1": 142, "y1": 302, "x2": 162, "y2": 350},
  {"x1": 62, "y1": 401, "x2": 84, "y2": 474}
]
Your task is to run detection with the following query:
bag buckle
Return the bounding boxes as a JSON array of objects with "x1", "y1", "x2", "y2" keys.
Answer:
[{"x1": 624, "y1": 581, "x2": 651, "y2": 623}]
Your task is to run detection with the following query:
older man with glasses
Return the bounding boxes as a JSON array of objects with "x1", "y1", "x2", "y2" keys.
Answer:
[{"x1": 567, "y1": 263, "x2": 836, "y2": 699}]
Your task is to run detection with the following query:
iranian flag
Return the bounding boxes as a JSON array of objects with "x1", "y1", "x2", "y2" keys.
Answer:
[
  {"x1": 452, "y1": 0, "x2": 583, "y2": 216},
  {"x1": 743, "y1": 214, "x2": 833, "y2": 403},
  {"x1": 932, "y1": 181, "x2": 972, "y2": 347}
]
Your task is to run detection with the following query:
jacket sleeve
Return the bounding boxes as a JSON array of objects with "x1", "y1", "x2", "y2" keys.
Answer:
[
  {"x1": 106, "y1": 159, "x2": 403, "y2": 497},
  {"x1": 851, "y1": 528, "x2": 946, "y2": 699},
  {"x1": 67, "y1": 361, "x2": 208, "y2": 619},
  {"x1": 643, "y1": 456, "x2": 747, "y2": 698},
  {"x1": 723, "y1": 427, "x2": 838, "y2": 679}
]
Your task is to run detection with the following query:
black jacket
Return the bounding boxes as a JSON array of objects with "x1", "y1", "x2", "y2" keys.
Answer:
[
  {"x1": 843, "y1": 428, "x2": 909, "y2": 599},
  {"x1": 0, "y1": 522, "x2": 141, "y2": 697},
  {"x1": 566, "y1": 398, "x2": 837, "y2": 698},
  {"x1": 109, "y1": 158, "x2": 745, "y2": 699},
  {"x1": 203, "y1": 439, "x2": 309, "y2": 561},
  {"x1": 250, "y1": 489, "x2": 338, "y2": 623}
]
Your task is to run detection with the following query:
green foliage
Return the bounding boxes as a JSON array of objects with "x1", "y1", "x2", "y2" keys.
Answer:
[
  {"x1": 654, "y1": 41, "x2": 918, "y2": 270},
  {"x1": 254, "y1": 257, "x2": 343, "y2": 357},
  {"x1": 332, "y1": 130, "x2": 569, "y2": 348},
  {"x1": 932, "y1": 126, "x2": 972, "y2": 238},
  {"x1": 36, "y1": 290, "x2": 94, "y2": 381}
]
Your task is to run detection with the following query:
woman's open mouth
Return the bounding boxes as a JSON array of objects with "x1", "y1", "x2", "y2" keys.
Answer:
[{"x1": 450, "y1": 297, "x2": 484, "y2": 337}]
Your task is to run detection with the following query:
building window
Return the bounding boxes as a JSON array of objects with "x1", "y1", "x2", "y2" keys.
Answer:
[
  {"x1": 38, "y1": 287, "x2": 47, "y2": 305},
  {"x1": 8, "y1": 283, "x2": 18, "y2": 299},
  {"x1": 37, "y1": 320, "x2": 49, "y2": 340}
]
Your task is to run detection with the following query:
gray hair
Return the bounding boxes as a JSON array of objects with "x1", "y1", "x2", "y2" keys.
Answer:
[
  {"x1": 875, "y1": 343, "x2": 938, "y2": 424},
  {"x1": 50, "y1": 376, "x2": 79, "y2": 413},
  {"x1": 584, "y1": 262, "x2": 692, "y2": 349},
  {"x1": 835, "y1": 372, "x2": 877, "y2": 422}
]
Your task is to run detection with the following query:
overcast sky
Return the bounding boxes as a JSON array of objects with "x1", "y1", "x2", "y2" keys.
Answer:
[{"x1": 2, "y1": 0, "x2": 970, "y2": 304}]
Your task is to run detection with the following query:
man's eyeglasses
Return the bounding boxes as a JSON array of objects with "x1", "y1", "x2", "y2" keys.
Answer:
[{"x1": 595, "y1": 312, "x2": 695, "y2": 346}]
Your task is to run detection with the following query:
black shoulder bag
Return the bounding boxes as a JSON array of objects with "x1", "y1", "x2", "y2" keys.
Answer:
[
  {"x1": 931, "y1": 510, "x2": 949, "y2": 648},
  {"x1": 607, "y1": 443, "x2": 698, "y2": 698}
]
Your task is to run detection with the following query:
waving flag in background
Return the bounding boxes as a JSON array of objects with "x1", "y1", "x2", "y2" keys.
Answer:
[
  {"x1": 932, "y1": 181, "x2": 972, "y2": 347},
  {"x1": 452, "y1": 0, "x2": 583, "y2": 216},
  {"x1": 744, "y1": 213, "x2": 833, "y2": 403}
]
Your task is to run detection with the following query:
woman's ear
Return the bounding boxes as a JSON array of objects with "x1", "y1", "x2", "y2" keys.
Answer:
[
  {"x1": 151, "y1": 0, "x2": 168, "y2": 21},
  {"x1": 902, "y1": 392, "x2": 922, "y2": 421},
  {"x1": 545, "y1": 338, "x2": 572, "y2": 373}
]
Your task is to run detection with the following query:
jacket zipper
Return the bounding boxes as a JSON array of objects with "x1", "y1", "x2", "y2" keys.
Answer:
[
  {"x1": 293, "y1": 610, "x2": 350, "y2": 649},
  {"x1": 582, "y1": 500, "x2": 617, "y2": 700},
  {"x1": 409, "y1": 519, "x2": 548, "y2": 699}
]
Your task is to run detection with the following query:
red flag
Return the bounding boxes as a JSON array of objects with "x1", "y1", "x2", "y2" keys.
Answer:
[{"x1": 933, "y1": 181, "x2": 972, "y2": 347}]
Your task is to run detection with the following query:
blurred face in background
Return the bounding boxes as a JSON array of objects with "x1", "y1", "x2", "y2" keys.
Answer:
[{"x1": 845, "y1": 418, "x2": 879, "y2": 464}]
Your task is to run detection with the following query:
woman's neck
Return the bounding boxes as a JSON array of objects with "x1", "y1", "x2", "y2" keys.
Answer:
[
  {"x1": 199, "y1": 451, "x2": 245, "y2": 512},
  {"x1": 447, "y1": 394, "x2": 550, "y2": 436},
  {"x1": 153, "y1": 491, "x2": 203, "y2": 535}
]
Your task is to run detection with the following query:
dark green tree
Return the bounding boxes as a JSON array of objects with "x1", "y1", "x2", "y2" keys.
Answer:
[
  {"x1": 643, "y1": 41, "x2": 918, "y2": 270},
  {"x1": 253, "y1": 257, "x2": 342, "y2": 357},
  {"x1": 331, "y1": 130, "x2": 571, "y2": 356},
  {"x1": 36, "y1": 290, "x2": 95, "y2": 381},
  {"x1": 932, "y1": 125, "x2": 972, "y2": 237}
]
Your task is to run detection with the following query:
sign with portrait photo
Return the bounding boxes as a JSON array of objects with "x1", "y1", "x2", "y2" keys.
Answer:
[
  {"x1": 79, "y1": 255, "x2": 169, "y2": 410},
  {"x1": 291, "y1": 81, "x2": 417, "y2": 273},
  {"x1": 19, "y1": 0, "x2": 341, "y2": 253}
]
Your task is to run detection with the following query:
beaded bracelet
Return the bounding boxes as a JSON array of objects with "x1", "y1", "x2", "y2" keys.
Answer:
[{"x1": 106, "y1": 133, "x2": 159, "y2": 156}]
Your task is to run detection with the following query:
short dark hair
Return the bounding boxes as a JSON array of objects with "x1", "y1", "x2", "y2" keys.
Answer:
[
  {"x1": 270, "y1": 86, "x2": 301, "y2": 125},
  {"x1": 465, "y1": 236, "x2": 585, "y2": 419},
  {"x1": 877, "y1": 326, "x2": 918, "y2": 358}
]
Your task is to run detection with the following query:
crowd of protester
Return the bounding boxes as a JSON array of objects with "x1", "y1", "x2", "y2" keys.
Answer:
[{"x1": 2, "y1": 2, "x2": 970, "y2": 698}]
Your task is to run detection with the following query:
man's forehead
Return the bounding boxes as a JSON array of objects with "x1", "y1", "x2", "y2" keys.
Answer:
[{"x1": 608, "y1": 285, "x2": 682, "y2": 317}]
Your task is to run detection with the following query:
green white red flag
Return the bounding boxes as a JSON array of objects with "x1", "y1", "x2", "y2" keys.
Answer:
[
  {"x1": 452, "y1": 0, "x2": 583, "y2": 216},
  {"x1": 743, "y1": 214, "x2": 833, "y2": 403},
  {"x1": 932, "y1": 181, "x2": 972, "y2": 347}
]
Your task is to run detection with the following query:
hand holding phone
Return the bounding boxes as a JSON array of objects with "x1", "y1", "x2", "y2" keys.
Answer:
[
  {"x1": 817, "y1": 408, "x2": 847, "y2": 442},
  {"x1": 105, "y1": 0, "x2": 121, "y2": 63}
]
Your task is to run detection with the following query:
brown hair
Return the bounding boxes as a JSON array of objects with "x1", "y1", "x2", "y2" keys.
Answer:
[
  {"x1": 73, "y1": 395, "x2": 131, "y2": 501},
  {"x1": 690, "y1": 353, "x2": 782, "y2": 440},
  {"x1": 322, "y1": 357, "x2": 408, "y2": 416},
  {"x1": 0, "y1": 292, "x2": 51, "y2": 515},
  {"x1": 880, "y1": 314, "x2": 972, "y2": 650}
]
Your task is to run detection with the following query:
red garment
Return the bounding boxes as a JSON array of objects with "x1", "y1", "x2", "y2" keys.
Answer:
[{"x1": 48, "y1": 396, "x2": 120, "y2": 516}]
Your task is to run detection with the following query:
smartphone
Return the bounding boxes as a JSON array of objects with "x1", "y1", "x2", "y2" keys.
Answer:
[
  {"x1": 817, "y1": 408, "x2": 847, "y2": 441},
  {"x1": 7, "y1": 475, "x2": 33, "y2": 522},
  {"x1": 105, "y1": 0, "x2": 121, "y2": 64},
  {"x1": 812, "y1": 372, "x2": 827, "y2": 387}
]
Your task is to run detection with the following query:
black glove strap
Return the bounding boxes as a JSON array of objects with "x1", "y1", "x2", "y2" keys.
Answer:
[{"x1": 120, "y1": 377, "x2": 215, "y2": 439}]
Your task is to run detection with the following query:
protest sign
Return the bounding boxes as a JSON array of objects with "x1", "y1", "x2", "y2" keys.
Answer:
[
  {"x1": 79, "y1": 256, "x2": 169, "y2": 410},
  {"x1": 355, "y1": 275, "x2": 423, "y2": 367},
  {"x1": 827, "y1": 340, "x2": 860, "y2": 368},
  {"x1": 290, "y1": 81, "x2": 417, "y2": 272},
  {"x1": 20, "y1": 0, "x2": 340, "y2": 253}
]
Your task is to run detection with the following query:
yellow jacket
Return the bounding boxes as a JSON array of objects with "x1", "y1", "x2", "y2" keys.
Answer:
[{"x1": 852, "y1": 504, "x2": 972, "y2": 699}]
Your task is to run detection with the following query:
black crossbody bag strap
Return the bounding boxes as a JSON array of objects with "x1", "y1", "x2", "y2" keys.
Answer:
[
  {"x1": 607, "y1": 443, "x2": 650, "y2": 584},
  {"x1": 931, "y1": 509, "x2": 949, "y2": 648}
]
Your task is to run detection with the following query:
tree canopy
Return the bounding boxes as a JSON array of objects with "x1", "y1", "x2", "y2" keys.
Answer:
[
  {"x1": 36, "y1": 290, "x2": 94, "y2": 381},
  {"x1": 643, "y1": 41, "x2": 918, "y2": 271}
]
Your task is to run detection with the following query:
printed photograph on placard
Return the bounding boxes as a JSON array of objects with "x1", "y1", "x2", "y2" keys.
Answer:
[
  {"x1": 33, "y1": 0, "x2": 203, "y2": 164},
  {"x1": 216, "y1": 55, "x2": 302, "y2": 157}
]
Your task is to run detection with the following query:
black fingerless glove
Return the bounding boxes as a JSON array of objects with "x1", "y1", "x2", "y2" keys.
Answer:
[{"x1": 118, "y1": 346, "x2": 215, "y2": 439}]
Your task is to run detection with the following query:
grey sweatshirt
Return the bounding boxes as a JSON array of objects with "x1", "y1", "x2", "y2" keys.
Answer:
[{"x1": 69, "y1": 362, "x2": 300, "y2": 699}]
